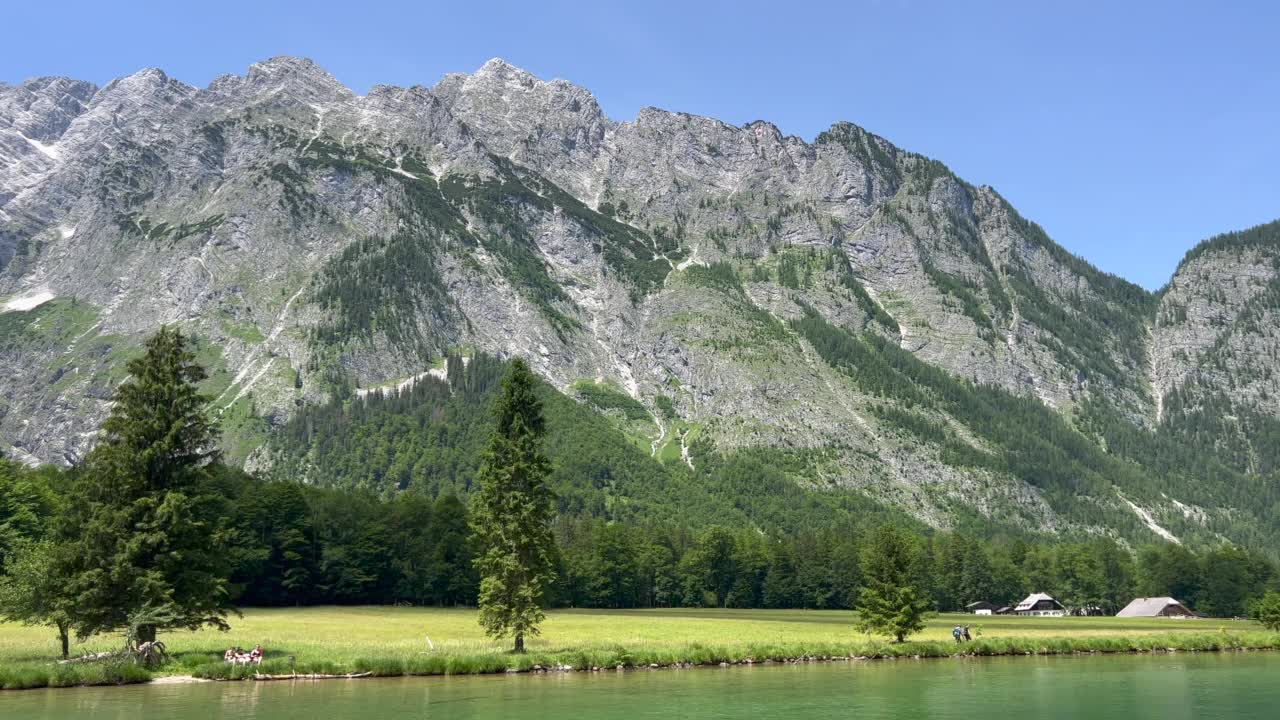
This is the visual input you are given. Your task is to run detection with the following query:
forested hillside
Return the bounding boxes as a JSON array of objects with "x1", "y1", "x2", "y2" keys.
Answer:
[{"x1": 266, "y1": 354, "x2": 912, "y2": 533}]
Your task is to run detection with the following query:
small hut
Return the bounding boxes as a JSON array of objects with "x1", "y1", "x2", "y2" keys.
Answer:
[
  {"x1": 965, "y1": 601, "x2": 997, "y2": 615},
  {"x1": 1116, "y1": 597, "x2": 1199, "y2": 618}
]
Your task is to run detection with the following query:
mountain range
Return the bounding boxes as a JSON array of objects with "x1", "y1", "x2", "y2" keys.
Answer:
[{"x1": 2, "y1": 57, "x2": 1278, "y2": 548}]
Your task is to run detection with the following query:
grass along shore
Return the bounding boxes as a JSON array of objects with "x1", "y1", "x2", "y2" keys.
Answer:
[{"x1": 2, "y1": 607, "x2": 1277, "y2": 689}]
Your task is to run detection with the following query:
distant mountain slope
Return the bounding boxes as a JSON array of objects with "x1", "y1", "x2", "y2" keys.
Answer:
[
  {"x1": 1152, "y1": 220, "x2": 1280, "y2": 477},
  {"x1": 1, "y1": 57, "x2": 1276, "y2": 548}
]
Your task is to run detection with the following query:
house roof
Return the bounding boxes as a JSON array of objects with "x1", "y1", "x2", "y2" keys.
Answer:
[
  {"x1": 1116, "y1": 597, "x2": 1195, "y2": 617},
  {"x1": 965, "y1": 601, "x2": 995, "y2": 609},
  {"x1": 1015, "y1": 592, "x2": 1061, "y2": 611}
]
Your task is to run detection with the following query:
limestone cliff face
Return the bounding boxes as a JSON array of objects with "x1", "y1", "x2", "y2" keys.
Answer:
[
  {"x1": 0, "y1": 76, "x2": 98, "y2": 257},
  {"x1": 432, "y1": 61, "x2": 1153, "y2": 414},
  {"x1": 1151, "y1": 221, "x2": 1280, "y2": 465},
  {"x1": 0, "y1": 57, "x2": 1269, "y2": 538}
]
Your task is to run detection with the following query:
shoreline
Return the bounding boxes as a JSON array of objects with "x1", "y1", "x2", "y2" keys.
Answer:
[
  {"x1": 215, "y1": 642, "x2": 1280, "y2": 683},
  {"x1": 6, "y1": 631, "x2": 1279, "y2": 691}
]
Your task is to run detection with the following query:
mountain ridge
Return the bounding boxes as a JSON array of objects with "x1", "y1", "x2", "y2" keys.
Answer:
[
  {"x1": 0, "y1": 56, "x2": 1236, "y2": 292},
  {"x1": 2, "y1": 56, "x2": 1277, "y2": 550}
]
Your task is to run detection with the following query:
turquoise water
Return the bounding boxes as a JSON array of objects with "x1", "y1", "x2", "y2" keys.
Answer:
[{"x1": 5, "y1": 653, "x2": 1278, "y2": 719}]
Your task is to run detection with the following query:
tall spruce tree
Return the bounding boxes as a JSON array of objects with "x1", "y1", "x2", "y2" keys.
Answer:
[
  {"x1": 55, "y1": 327, "x2": 232, "y2": 643},
  {"x1": 470, "y1": 359, "x2": 556, "y2": 652},
  {"x1": 856, "y1": 524, "x2": 932, "y2": 642}
]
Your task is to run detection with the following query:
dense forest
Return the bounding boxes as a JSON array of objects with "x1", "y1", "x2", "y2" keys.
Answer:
[{"x1": 3, "y1": 454, "x2": 1274, "y2": 617}]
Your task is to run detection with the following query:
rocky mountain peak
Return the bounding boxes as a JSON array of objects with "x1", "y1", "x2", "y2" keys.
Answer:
[
  {"x1": 86, "y1": 67, "x2": 196, "y2": 119},
  {"x1": 743, "y1": 119, "x2": 786, "y2": 143},
  {"x1": 4, "y1": 75, "x2": 96, "y2": 102},
  {"x1": 247, "y1": 55, "x2": 341, "y2": 87},
  {"x1": 435, "y1": 59, "x2": 608, "y2": 140},
  {"x1": 214, "y1": 55, "x2": 355, "y2": 108},
  {"x1": 0, "y1": 76, "x2": 96, "y2": 218},
  {"x1": 474, "y1": 57, "x2": 533, "y2": 82},
  {"x1": 101, "y1": 66, "x2": 178, "y2": 93},
  {"x1": 0, "y1": 76, "x2": 96, "y2": 142},
  {"x1": 430, "y1": 59, "x2": 610, "y2": 199}
]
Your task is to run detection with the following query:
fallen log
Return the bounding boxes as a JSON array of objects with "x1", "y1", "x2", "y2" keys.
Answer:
[{"x1": 58, "y1": 651, "x2": 117, "y2": 665}]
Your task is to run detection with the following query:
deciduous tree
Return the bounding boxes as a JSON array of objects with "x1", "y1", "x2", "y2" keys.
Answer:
[
  {"x1": 0, "y1": 539, "x2": 74, "y2": 657},
  {"x1": 1249, "y1": 591, "x2": 1280, "y2": 630}
]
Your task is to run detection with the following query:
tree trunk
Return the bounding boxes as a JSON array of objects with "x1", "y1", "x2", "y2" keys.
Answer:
[
  {"x1": 58, "y1": 623, "x2": 69, "y2": 660},
  {"x1": 136, "y1": 624, "x2": 157, "y2": 645},
  {"x1": 514, "y1": 633, "x2": 525, "y2": 654}
]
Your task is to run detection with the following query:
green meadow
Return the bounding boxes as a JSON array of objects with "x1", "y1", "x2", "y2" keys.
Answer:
[{"x1": 3, "y1": 607, "x2": 1276, "y2": 689}]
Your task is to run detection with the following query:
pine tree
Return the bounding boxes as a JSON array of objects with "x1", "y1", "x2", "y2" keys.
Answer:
[
  {"x1": 55, "y1": 327, "x2": 233, "y2": 643},
  {"x1": 469, "y1": 359, "x2": 556, "y2": 652},
  {"x1": 856, "y1": 524, "x2": 932, "y2": 642}
]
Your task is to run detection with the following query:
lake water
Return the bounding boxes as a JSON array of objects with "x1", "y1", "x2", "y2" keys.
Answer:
[{"x1": 6, "y1": 652, "x2": 1278, "y2": 719}]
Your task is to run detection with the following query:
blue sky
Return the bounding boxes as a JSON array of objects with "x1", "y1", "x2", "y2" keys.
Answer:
[{"x1": 4, "y1": 1, "x2": 1277, "y2": 289}]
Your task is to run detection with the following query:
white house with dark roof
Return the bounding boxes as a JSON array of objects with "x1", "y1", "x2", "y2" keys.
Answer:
[
  {"x1": 1116, "y1": 597, "x2": 1199, "y2": 618},
  {"x1": 1014, "y1": 592, "x2": 1066, "y2": 616}
]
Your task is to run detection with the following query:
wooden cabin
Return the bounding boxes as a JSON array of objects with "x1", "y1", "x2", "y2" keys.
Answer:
[{"x1": 1014, "y1": 592, "x2": 1066, "y2": 617}]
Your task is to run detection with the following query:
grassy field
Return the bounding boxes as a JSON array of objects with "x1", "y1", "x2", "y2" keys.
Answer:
[{"x1": 1, "y1": 607, "x2": 1276, "y2": 689}]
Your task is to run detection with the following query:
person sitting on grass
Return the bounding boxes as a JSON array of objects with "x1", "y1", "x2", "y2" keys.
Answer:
[{"x1": 224, "y1": 646, "x2": 265, "y2": 665}]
